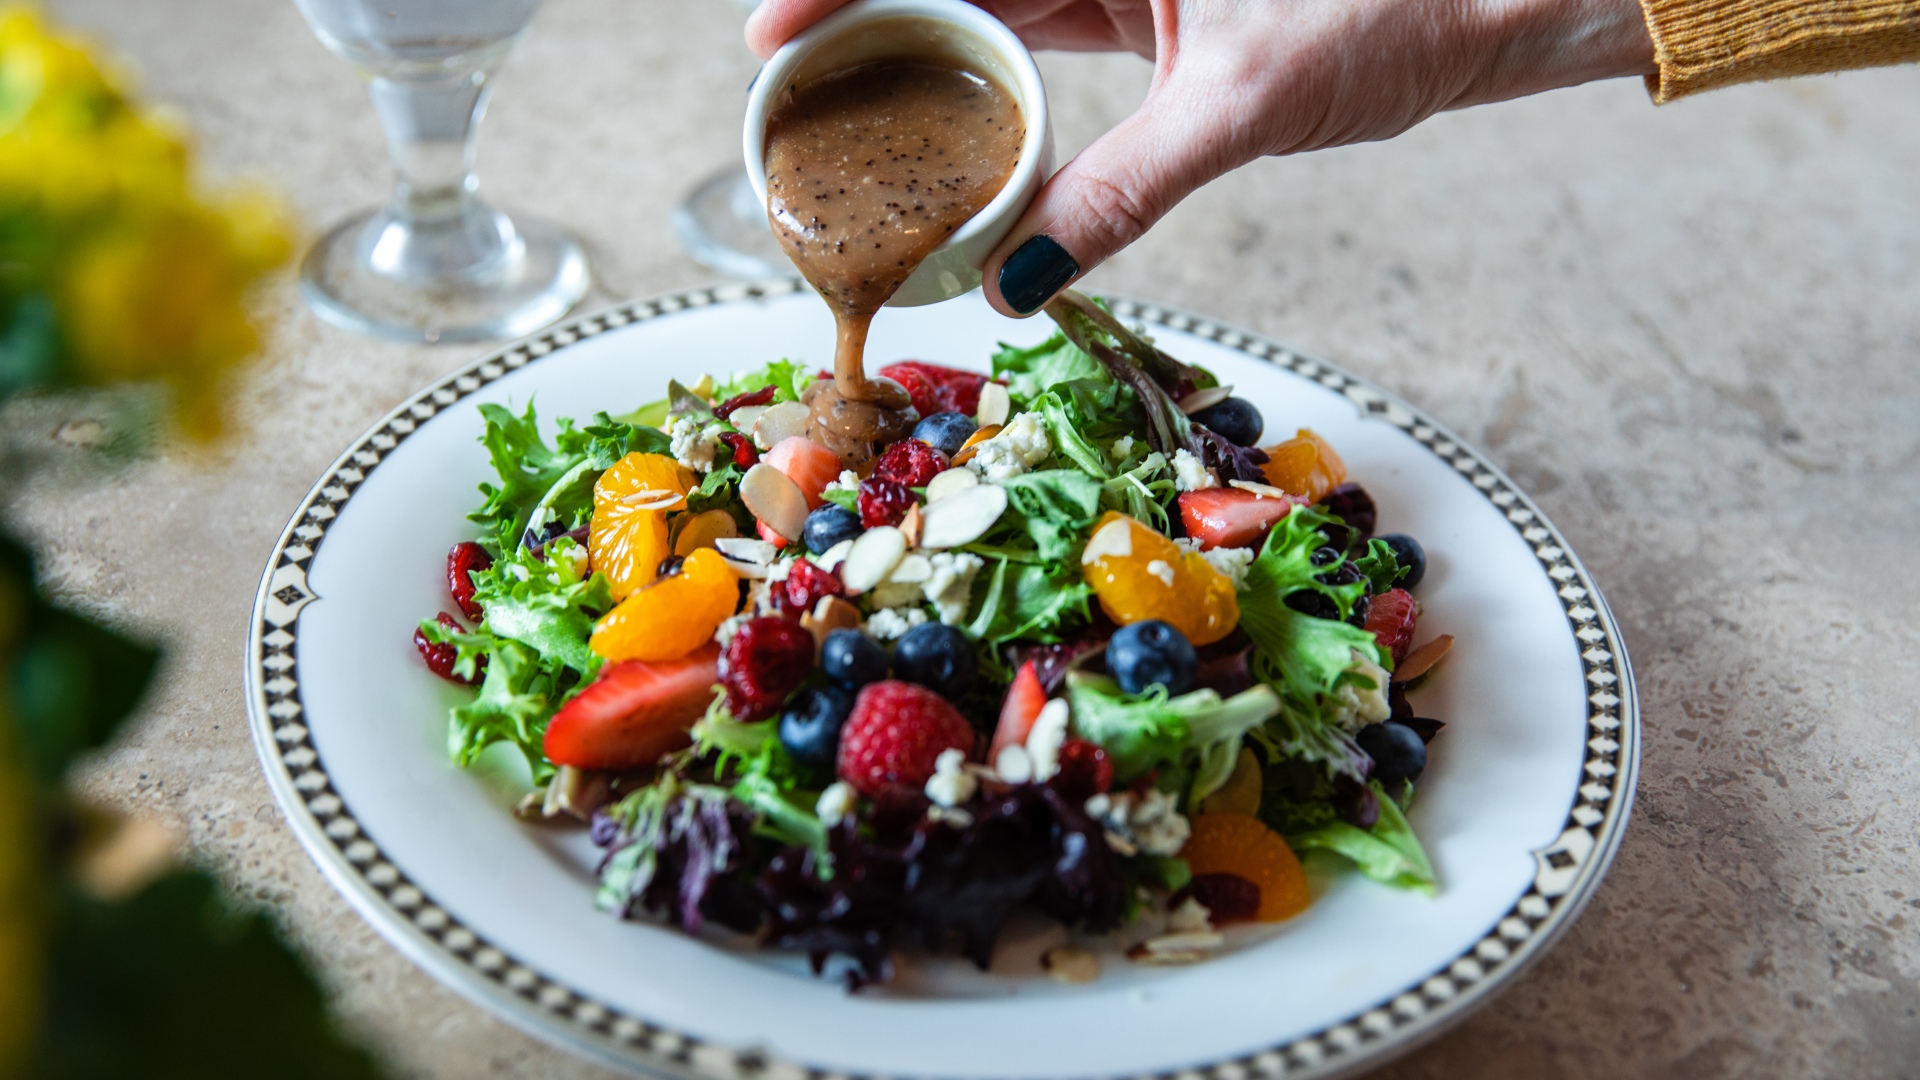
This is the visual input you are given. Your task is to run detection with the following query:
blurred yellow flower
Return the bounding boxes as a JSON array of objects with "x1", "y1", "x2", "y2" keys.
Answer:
[{"x1": 0, "y1": 4, "x2": 291, "y2": 441}]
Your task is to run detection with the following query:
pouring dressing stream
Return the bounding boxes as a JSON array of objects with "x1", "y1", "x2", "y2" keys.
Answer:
[{"x1": 762, "y1": 58, "x2": 1024, "y2": 466}]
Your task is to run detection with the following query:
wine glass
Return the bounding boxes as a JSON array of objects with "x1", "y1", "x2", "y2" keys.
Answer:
[
  {"x1": 293, "y1": 0, "x2": 590, "y2": 343},
  {"x1": 672, "y1": 0, "x2": 787, "y2": 280}
]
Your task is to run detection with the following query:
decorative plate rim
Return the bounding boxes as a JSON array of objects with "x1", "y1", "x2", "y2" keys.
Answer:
[{"x1": 246, "y1": 279, "x2": 1640, "y2": 1080}]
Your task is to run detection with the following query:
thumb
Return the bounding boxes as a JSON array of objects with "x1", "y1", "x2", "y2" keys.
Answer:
[{"x1": 985, "y1": 90, "x2": 1240, "y2": 316}]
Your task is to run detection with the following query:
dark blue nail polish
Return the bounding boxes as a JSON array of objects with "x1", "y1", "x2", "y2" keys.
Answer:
[{"x1": 998, "y1": 234, "x2": 1078, "y2": 315}]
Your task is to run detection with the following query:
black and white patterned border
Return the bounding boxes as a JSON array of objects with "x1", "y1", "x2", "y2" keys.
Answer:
[{"x1": 247, "y1": 281, "x2": 1638, "y2": 1080}]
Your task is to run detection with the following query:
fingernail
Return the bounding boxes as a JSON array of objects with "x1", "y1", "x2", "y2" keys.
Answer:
[{"x1": 997, "y1": 235, "x2": 1078, "y2": 315}]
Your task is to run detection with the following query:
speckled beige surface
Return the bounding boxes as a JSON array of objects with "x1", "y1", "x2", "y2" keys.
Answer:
[{"x1": 14, "y1": 1, "x2": 1920, "y2": 1077}]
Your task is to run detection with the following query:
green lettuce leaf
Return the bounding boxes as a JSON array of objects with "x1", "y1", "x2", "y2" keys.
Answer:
[
  {"x1": 991, "y1": 332, "x2": 1107, "y2": 404},
  {"x1": 1350, "y1": 538, "x2": 1408, "y2": 594},
  {"x1": 964, "y1": 558, "x2": 1091, "y2": 644},
  {"x1": 997, "y1": 469, "x2": 1103, "y2": 563},
  {"x1": 713, "y1": 358, "x2": 817, "y2": 405},
  {"x1": 468, "y1": 537, "x2": 610, "y2": 677},
  {"x1": 1286, "y1": 781, "x2": 1437, "y2": 894},
  {"x1": 1063, "y1": 672, "x2": 1280, "y2": 788},
  {"x1": 1237, "y1": 507, "x2": 1385, "y2": 776}
]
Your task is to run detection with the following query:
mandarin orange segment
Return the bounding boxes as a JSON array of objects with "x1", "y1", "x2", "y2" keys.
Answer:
[
  {"x1": 672, "y1": 508, "x2": 740, "y2": 556},
  {"x1": 1260, "y1": 428, "x2": 1347, "y2": 503},
  {"x1": 591, "y1": 548, "x2": 741, "y2": 662},
  {"x1": 591, "y1": 453, "x2": 698, "y2": 600},
  {"x1": 1180, "y1": 811, "x2": 1309, "y2": 922},
  {"x1": 1081, "y1": 512, "x2": 1239, "y2": 646}
]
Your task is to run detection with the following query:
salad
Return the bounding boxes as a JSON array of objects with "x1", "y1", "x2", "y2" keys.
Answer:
[{"x1": 414, "y1": 293, "x2": 1454, "y2": 987}]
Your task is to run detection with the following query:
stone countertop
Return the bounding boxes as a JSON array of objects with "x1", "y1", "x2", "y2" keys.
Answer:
[{"x1": 19, "y1": 0, "x2": 1919, "y2": 1076}]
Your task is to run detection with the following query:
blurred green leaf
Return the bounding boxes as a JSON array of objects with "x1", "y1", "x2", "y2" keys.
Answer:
[
  {"x1": 0, "y1": 293, "x2": 60, "y2": 399},
  {"x1": 0, "y1": 533, "x2": 159, "y2": 782},
  {"x1": 33, "y1": 870, "x2": 388, "y2": 1079}
]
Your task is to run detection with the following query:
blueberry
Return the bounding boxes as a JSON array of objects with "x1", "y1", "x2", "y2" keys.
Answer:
[
  {"x1": 821, "y1": 628, "x2": 889, "y2": 688},
  {"x1": 1106, "y1": 620, "x2": 1197, "y2": 696},
  {"x1": 779, "y1": 684, "x2": 855, "y2": 770},
  {"x1": 892, "y1": 622, "x2": 976, "y2": 697},
  {"x1": 1376, "y1": 533, "x2": 1426, "y2": 590},
  {"x1": 802, "y1": 504, "x2": 862, "y2": 555},
  {"x1": 1191, "y1": 397, "x2": 1264, "y2": 448},
  {"x1": 656, "y1": 554, "x2": 685, "y2": 577},
  {"x1": 1356, "y1": 720, "x2": 1427, "y2": 783},
  {"x1": 913, "y1": 411, "x2": 977, "y2": 457}
]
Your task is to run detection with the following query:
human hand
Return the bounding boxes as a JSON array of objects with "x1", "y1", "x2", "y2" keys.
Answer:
[{"x1": 747, "y1": 0, "x2": 1655, "y2": 316}]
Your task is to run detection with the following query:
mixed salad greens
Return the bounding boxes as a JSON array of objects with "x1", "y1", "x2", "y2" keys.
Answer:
[{"x1": 414, "y1": 293, "x2": 1454, "y2": 986}]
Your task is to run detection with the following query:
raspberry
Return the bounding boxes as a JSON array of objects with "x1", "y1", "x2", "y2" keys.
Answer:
[
  {"x1": 717, "y1": 431, "x2": 758, "y2": 468},
  {"x1": 871, "y1": 438, "x2": 947, "y2": 488},
  {"x1": 774, "y1": 558, "x2": 844, "y2": 617},
  {"x1": 415, "y1": 612, "x2": 483, "y2": 685},
  {"x1": 879, "y1": 362, "x2": 988, "y2": 418},
  {"x1": 721, "y1": 616, "x2": 815, "y2": 721},
  {"x1": 447, "y1": 541, "x2": 492, "y2": 621},
  {"x1": 714, "y1": 385, "x2": 777, "y2": 421},
  {"x1": 858, "y1": 478, "x2": 915, "y2": 528},
  {"x1": 1363, "y1": 587, "x2": 1417, "y2": 664},
  {"x1": 1049, "y1": 739, "x2": 1113, "y2": 802},
  {"x1": 836, "y1": 680, "x2": 976, "y2": 797}
]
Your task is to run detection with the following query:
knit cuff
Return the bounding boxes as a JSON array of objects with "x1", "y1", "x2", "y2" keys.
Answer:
[{"x1": 1639, "y1": 0, "x2": 1920, "y2": 102}]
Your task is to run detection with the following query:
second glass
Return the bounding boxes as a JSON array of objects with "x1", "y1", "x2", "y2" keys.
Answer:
[{"x1": 294, "y1": 0, "x2": 589, "y2": 343}]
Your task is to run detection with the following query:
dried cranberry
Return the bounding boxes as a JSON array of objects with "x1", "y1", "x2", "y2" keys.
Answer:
[
  {"x1": 1049, "y1": 739, "x2": 1114, "y2": 803},
  {"x1": 1185, "y1": 873, "x2": 1261, "y2": 925},
  {"x1": 857, "y1": 478, "x2": 916, "y2": 528},
  {"x1": 713, "y1": 385, "x2": 776, "y2": 420},
  {"x1": 414, "y1": 612, "x2": 483, "y2": 685},
  {"x1": 447, "y1": 542, "x2": 492, "y2": 621},
  {"x1": 717, "y1": 431, "x2": 758, "y2": 468},
  {"x1": 871, "y1": 439, "x2": 947, "y2": 488},
  {"x1": 721, "y1": 617, "x2": 815, "y2": 721},
  {"x1": 775, "y1": 558, "x2": 844, "y2": 617}
]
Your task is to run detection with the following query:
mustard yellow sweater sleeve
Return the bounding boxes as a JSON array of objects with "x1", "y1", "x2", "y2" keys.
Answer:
[{"x1": 1638, "y1": 0, "x2": 1920, "y2": 101}]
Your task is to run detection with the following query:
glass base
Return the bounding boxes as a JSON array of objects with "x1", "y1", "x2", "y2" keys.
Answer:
[
  {"x1": 673, "y1": 166, "x2": 790, "y2": 280},
  {"x1": 299, "y1": 205, "x2": 590, "y2": 343}
]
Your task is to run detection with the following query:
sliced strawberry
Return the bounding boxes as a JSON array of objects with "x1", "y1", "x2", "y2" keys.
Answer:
[
  {"x1": 988, "y1": 661, "x2": 1047, "y2": 763},
  {"x1": 763, "y1": 436, "x2": 843, "y2": 508},
  {"x1": 879, "y1": 361, "x2": 988, "y2": 418},
  {"x1": 756, "y1": 519, "x2": 789, "y2": 550},
  {"x1": 544, "y1": 644, "x2": 721, "y2": 770},
  {"x1": 1178, "y1": 487, "x2": 1306, "y2": 550},
  {"x1": 1364, "y1": 588, "x2": 1417, "y2": 664}
]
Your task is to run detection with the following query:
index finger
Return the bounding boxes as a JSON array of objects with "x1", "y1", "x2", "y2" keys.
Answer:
[{"x1": 745, "y1": 0, "x2": 861, "y2": 58}]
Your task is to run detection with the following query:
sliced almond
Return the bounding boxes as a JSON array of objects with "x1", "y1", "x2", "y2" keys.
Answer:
[
  {"x1": 995, "y1": 744, "x2": 1035, "y2": 784},
  {"x1": 1393, "y1": 634, "x2": 1454, "y2": 683},
  {"x1": 714, "y1": 536, "x2": 777, "y2": 565},
  {"x1": 1228, "y1": 479, "x2": 1295, "y2": 500},
  {"x1": 1126, "y1": 930, "x2": 1226, "y2": 965},
  {"x1": 950, "y1": 423, "x2": 1003, "y2": 467},
  {"x1": 916, "y1": 484, "x2": 1007, "y2": 549},
  {"x1": 975, "y1": 381, "x2": 1011, "y2": 428},
  {"x1": 1177, "y1": 385, "x2": 1234, "y2": 415},
  {"x1": 1080, "y1": 516, "x2": 1135, "y2": 565},
  {"x1": 752, "y1": 400, "x2": 812, "y2": 451},
  {"x1": 727, "y1": 405, "x2": 767, "y2": 433},
  {"x1": 1041, "y1": 944, "x2": 1100, "y2": 984},
  {"x1": 740, "y1": 464, "x2": 809, "y2": 541},
  {"x1": 803, "y1": 595, "x2": 862, "y2": 651},
  {"x1": 839, "y1": 526, "x2": 907, "y2": 593},
  {"x1": 816, "y1": 538, "x2": 855, "y2": 572},
  {"x1": 925, "y1": 467, "x2": 980, "y2": 503},
  {"x1": 899, "y1": 501, "x2": 922, "y2": 547},
  {"x1": 889, "y1": 553, "x2": 933, "y2": 584},
  {"x1": 618, "y1": 488, "x2": 685, "y2": 511}
]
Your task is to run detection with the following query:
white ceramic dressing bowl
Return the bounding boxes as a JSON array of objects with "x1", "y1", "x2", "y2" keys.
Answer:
[{"x1": 742, "y1": 0, "x2": 1054, "y2": 307}]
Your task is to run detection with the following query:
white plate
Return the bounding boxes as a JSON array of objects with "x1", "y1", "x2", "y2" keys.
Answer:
[{"x1": 248, "y1": 281, "x2": 1638, "y2": 1080}]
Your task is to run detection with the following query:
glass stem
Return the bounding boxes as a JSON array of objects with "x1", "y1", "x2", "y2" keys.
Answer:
[{"x1": 366, "y1": 71, "x2": 491, "y2": 223}]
